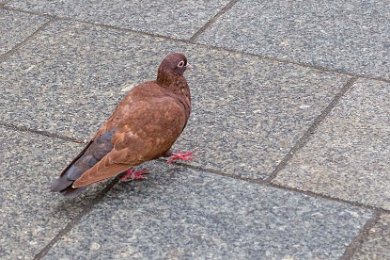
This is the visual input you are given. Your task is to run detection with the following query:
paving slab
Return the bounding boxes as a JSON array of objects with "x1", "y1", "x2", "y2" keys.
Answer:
[
  {"x1": 0, "y1": 9, "x2": 49, "y2": 55},
  {"x1": 6, "y1": 0, "x2": 230, "y2": 39},
  {"x1": 0, "y1": 126, "x2": 110, "y2": 259},
  {"x1": 197, "y1": 0, "x2": 390, "y2": 80},
  {"x1": 43, "y1": 163, "x2": 372, "y2": 259},
  {"x1": 353, "y1": 213, "x2": 390, "y2": 260},
  {"x1": 0, "y1": 20, "x2": 350, "y2": 180},
  {"x1": 273, "y1": 79, "x2": 390, "y2": 210}
]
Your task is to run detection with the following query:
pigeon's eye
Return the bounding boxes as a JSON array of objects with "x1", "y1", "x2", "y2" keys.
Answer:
[{"x1": 177, "y1": 60, "x2": 185, "y2": 68}]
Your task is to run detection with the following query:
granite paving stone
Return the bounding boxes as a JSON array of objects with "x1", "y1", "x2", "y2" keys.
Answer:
[
  {"x1": 273, "y1": 79, "x2": 390, "y2": 210},
  {"x1": 0, "y1": 1, "x2": 388, "y2": 259},
  {"x1": 197, "y1": 0, "x2": 390, "y2": 80},
  {"x1": 0, "y1": 9, "x2": 49, "y2": 55},
  {"x1": 6, "y1": 0, "x2": 230, "y2": 39},
  {"x1": 164, "y1": 55, "x2": 350, "y2": 180},
  {"x1": 44, "y1": 163, "x2": 372, "y2": 259},
  {"x1": 353, "y1": 213, "x2": 390, "y2": 260},
  {"x1": 0, "y1": 126, "x2": 110, "y2": 259},
  {"x1": 0, "y1": 20, "x2": 350, "y2": 180}
]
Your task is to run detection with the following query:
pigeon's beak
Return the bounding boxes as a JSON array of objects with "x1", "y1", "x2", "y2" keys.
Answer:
[{"x1": 185, "y1": 63, "x2": 192, "y2": 69}]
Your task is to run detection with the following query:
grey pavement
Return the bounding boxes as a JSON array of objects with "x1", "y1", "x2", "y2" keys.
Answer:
[{"x1": 0, "y1": 1, "x2": 389, "y2": 259}]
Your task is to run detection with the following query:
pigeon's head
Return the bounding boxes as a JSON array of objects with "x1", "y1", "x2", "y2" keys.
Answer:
[{"x1": 157, "y1": 53, "x2": 191, "y2": 81}]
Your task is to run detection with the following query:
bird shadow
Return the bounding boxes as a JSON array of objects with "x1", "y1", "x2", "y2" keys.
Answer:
[{"x1": 51, "y1": 162, "x2": 184, "y2": 217}]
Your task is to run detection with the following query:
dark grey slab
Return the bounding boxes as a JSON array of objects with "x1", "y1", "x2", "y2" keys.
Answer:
[
  {"x1": 0, "y1": 126, "x2": 110, "y2": 259},
  {"x1": 0, "y1": 9, "x2": 49, "y2": 55},
  {"x1": 273, "y1": 79, "x2": 390, "y2": 210},
  {"x1": 353, "y1": 213, "x2": 390, "y2": 260},
  {"x1": 44, "y1": 163, "x2": 372, "y2": 259},
  {"x1": 6, "y1": 0, "x2": 230, "y2": 39},
  {"x1": 0, "y1": 20, "x2": 350, "y2": 180},
  {"x1": 197, "y1": 0, "x2": 390, "y2": 80},
  {"x1": 169, "y1": 55, "x2": 350, "y2": 179}
]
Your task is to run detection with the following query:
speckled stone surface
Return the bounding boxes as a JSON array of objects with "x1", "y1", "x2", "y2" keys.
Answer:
[
  {"x1": 0, "y1": 9, "x2": 49, "y2": 55},
  {"x1": 6, "y1": 0, "x2": 230, "y2": 39},
  {"x1": 0, "y1": 20, "x2": 350, "y2": 179},
  {"x1": 0, "y1": 126, "x2": 109, "y2": 259},
  {"x1": 353, "y1": 214, "x2": 390, "y2": 260},
  {"x1": 197, "y1": 0, "x2": 390, "y2": 80},
  {"x1": 273, "y1": 79, "x2": 390, "y2": 209},
  {"x1": 43, "y1": 163, "x2": 372, "y2": 259},
  {"x1": 1, "y1": 2, "x2": 389, "y2": 259},
  {"x1": 174, "y1": 54, "x2": 349, "y2": 179}
]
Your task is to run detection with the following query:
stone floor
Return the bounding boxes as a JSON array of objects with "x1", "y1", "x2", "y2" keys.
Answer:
[{"x1": 0, "y1": 1, "x2": 389, "y2": 259}]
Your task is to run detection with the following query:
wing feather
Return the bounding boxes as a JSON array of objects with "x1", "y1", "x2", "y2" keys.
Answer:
[{"x1": 72, "y1": 96, "x2": 186, "y2": 188}]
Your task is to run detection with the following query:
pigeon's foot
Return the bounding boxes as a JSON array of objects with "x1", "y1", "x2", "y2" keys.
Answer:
[
  {"x1": 167, "y1": 151, "x2": 193, "y2": 164},
  {"x1": 119, "y1": 168, "x2": 149, "y2": 182}
]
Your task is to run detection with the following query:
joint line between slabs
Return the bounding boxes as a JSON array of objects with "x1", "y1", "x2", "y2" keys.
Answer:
[
  {"x1": 4, "y1": 121, "x2": 389, "y2": 214},
  {"x1": 1, "y1": 4, "x2": 55, "y2": 19},
  {"x1": 268, "y1": 182, "x2": 390, "y2": 214},
  {"x1": 33, "y1": 178, "x2": 119, "y2": 259},
  {"x1": 172, "y1": 161, "x2": 390, "y2": 213},
  {"x1": 340, "y1": 211, "x2": 381, "y2": 260},
  {"x1": 189, "y1": 0, "x2": 239, "y2": 42},
  {"x1": 1, "y1": 6, "x2": 390, "y2": 83},
  {"x1": 263, "y1": 76, "x2": 359, "y2": 183},
  {"x1": 200, "y1": 44, "x2": 390, "y2": 83},
  {"x1": 0, "y1": 18, "x2": 55, "y2": 63},
  {"x1": 0, "y1": 122, "x2": 86, "y2": 144},
  {"x1": 0, "y1": 7, "x2": 386, "y2": 255}
]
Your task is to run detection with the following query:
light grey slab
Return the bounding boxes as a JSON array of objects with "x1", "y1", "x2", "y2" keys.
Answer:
[
  {"x1": 0, "y1": 20, "x2": 350, "y2": 180},
  {"x1": 6, "y1": 0, "x2": 230, "y2": 39},
  {"x1": 0, "y1": 9, "x2": 49, "y2": 55},
  {"x1": 353, "y1": 213, "x2": 390, "y2": 260},
  {"x1": 43, "y1": 162, "x2": 372, "y2": 259},
  {"x1": 197, "y1": 0, "x2": 390, "y2": 80},
  {"x1": 273, "y1": 79, "x2": 390, "y2": 210},
  {"x1": 0, "y1": 126, "x2": 110, "y2": 259}
]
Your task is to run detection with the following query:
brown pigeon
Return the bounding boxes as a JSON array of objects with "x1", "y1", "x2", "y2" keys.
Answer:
[{"x1": 51, "y1": 53, "x2": 192, "y2": 197}]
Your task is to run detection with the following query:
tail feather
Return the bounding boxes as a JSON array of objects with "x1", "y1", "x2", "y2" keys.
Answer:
[
  {"x1": 50, "y1": 177, "x2": 73, "y2": 192},
  {"x1": 50, "y1": 130, "x2": 115, "y2": 197},
  {"x1": 60, "y1": 186, "x2": 87, "y2": 198},
  {"x1": 50, "y1": 165, "x2": 85, "y2": 192},
  {"x1": 72, "y1": 156, "x2": 131, "y2": 188}
]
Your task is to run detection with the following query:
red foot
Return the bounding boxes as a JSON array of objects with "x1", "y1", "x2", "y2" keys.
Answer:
[
  {"x1": 166, "y1": 151, "x2": 193, "y2": 164},
  {"x1": 119, "y1": 168, "x2": 149, "y2": 182}
]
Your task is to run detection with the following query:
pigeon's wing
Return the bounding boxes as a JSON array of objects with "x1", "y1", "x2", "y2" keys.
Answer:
[
  {"x1": 50, "y1": 130, "x2": 115, "y2": 196},
  {"x1": 50, "y1": 82, "x2": 147, "y2": 195},
  {"x1": 72, "y1": 95, "x2": 188, "y2": 188},
  {"x1": 50, "y1": 130, "x2": 114, "y2": 197}
]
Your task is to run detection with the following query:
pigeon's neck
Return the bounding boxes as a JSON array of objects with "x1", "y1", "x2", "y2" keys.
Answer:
[
  {"x1": 158, "y1": 77, "x2": 187, "y2": 94},
  {"x1": 156, "y1": 72, "x2": 191, "y2": 119},
  {"x1": 157, "y1": 72, "x2": 185, "y2": 91}
]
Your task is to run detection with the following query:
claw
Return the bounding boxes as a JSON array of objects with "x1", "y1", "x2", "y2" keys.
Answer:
[
  {"x1": 119, "y1": 168, "x2": 149, "y2": 182},
  {"x1": 167, "y1": 151, "x2": 193, "y2": 164}
]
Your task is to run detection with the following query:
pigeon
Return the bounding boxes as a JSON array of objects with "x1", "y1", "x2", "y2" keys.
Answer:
[{"x1": 51, "y1": 53, "x2": 193, "y2": 197}]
